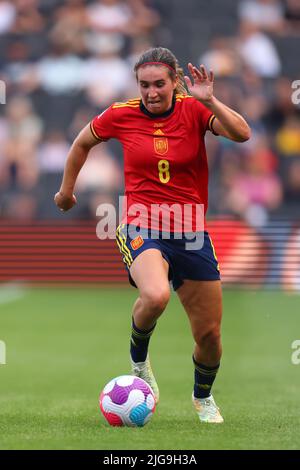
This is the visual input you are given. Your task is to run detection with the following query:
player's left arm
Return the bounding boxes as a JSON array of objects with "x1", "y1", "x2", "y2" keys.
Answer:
[
  {"x1": 208, "y1": 98, "x2": 251, "y2": 142},
  {"x1": 184, "y1": 63, "x2": 251, "y2": 142}
]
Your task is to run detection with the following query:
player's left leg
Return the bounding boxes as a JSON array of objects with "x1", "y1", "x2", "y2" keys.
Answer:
[{"x1": 176, "y1": 280, "x2": 224, "y2": 423}]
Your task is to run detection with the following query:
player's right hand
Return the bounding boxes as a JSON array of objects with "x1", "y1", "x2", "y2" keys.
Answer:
[{"x1": 54, "y1": 191, "x2": 77, "y2": 212}]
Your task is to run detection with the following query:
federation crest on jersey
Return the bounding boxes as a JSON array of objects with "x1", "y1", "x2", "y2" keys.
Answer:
[
  {"x1": 154, "y1": 137, "x2": 168, "y2": 155},
  {"x1": 130, "y1": 235, "x2": 144, "y2": 250}
]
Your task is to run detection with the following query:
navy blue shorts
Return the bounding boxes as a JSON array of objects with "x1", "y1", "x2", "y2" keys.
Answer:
[{"x1": 116, "y1": 224, "x2": 220, "y2": 291}]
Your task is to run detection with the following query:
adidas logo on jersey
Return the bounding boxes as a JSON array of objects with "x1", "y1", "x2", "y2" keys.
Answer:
[{"x1": 153, "y1": 129, "x2": 165, "y2": 136}]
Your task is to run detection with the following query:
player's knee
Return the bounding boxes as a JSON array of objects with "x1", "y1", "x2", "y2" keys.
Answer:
[
  {"x1": 143, "y1": 287, "x2": 170, "y2": 314},
  {"x1": 195, "y1": 327, "x2": 221, "y2": 350}
]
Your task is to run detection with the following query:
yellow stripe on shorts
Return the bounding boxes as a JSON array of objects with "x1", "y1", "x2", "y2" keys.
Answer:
[
  {"x1": 208, "y1": 234, "x2": 220, "y2": 272},
  {"x1": 116, "y1": 224, "x2": 133, "y2": 268}
]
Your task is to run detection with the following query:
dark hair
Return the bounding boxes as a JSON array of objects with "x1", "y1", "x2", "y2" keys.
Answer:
[{"x1": 134, "y1": 47, "x2": 187, "y2": 95}]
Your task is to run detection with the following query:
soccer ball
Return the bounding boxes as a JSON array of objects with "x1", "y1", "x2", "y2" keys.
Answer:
[{"x1": 99, "y1": 375, "x2": 156, "y2": 427}]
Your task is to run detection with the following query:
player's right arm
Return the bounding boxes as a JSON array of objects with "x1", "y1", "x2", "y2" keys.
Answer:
[{"x1": 54, "y1": 124, "x2": 100, "y2": 211}]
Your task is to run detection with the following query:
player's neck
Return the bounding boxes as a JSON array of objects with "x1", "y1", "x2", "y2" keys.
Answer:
[{"x1": 140, "y1": 94, "x2": 176, "y2": 119}]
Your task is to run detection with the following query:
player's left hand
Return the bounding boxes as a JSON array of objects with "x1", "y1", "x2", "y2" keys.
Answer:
[{"x1": 184, "y1": 63, "x2": 214, "y2": 104}]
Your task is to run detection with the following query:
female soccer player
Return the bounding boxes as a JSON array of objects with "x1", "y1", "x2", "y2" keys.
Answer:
[{"x1": 55, "y1": 47, "x2": 250, "y2": 423}]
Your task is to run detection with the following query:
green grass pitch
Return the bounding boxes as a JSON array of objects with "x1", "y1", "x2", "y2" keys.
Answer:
[{"x1": 0, "y1": 286, "x2": 299, "y2": 450}]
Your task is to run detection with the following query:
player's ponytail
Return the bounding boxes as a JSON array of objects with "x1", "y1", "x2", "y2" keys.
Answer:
[
  {"x1": 175, "y1": 66, "x2": 187, "y2": 95},
  {"x1": 134, "y1": 47, "x2": 187, "y2": 95}
]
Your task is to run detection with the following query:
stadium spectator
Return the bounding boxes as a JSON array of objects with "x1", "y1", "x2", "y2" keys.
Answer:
[
  {"x1": 10, "y1": 0, "x2": 45, "y2": 35},
  {"x1": 67, "y1": 106, "x2": 100, "y2": 142},
  {"x1": 276, "y1": 115, "x2": 300, "y2": 157},
  {"x1": 87, "y1": 0, "x2": 160, "y2": 38},
  {"x1": 0, "y1": 0, "x2": 16, "y2": 35},
  {"x1": 50, "y1": 0, "x2": 89, "y2": 56},
  {"x1": 0, "y1": 191, "x2": 38, "y2": 220},
  {"x1": 238, "y1": 65, "x2": 267, "y2": 100},
  {"x1": 1, "y1": 40, "x2": 32, "y2": 93},
  {"x1": 38, "y1": 130, "x2": 71, "y2": 174},
  {"x1": 238, "y1": 0, "x2": 285, "y2": 34},
  {"x1": 199, "y1": 36, "x2": 241, "y2": 78},
  {"x1": 86, "y1": 0, "x2": 133, "y2": 54},
  {"x1": 1, "y1": 95, "x2": 42, "y2": 191},
  {"x1": 126, "y1": 0, "x2": 161, "y2": 36},
  {"x1": 87, "y1": 0, "x2": 132, "y2": 34},
  {"x1": 34, "y1": 38, "x2": 84, "y2": 96},
  {"x1": 25, "y1": 36, "x2": 86, "y2": 129},
  {"x1": 225, "y1": 137, "x2": 282, "y2": 226},
  {"x1": 76, "y1": 142, "x2": 122, "y2": 194},
  {"x1": 76, "y1": 142, "x2": 123, "y2": 218},
  {"x1": 237, "y1": 20, "x2": 281, "y2": 78},
  {"x1": 82, "y1": 34, "x2": 132, "y2": 107},
  {"x1": 284, "y1": 160, "x2": 300, "y2": 204},
  {"x1": 283, "y1": 0, "x2": 300, "y2": 34},
  {"x1": 275, "y1": 116, "x2": 300, "y2": 207},
  {"x1": 262, "y1": 77, "x2": 300, "y2": 133},
  {"x1": 239, "y1": 94, "x2": 268, "y2": 140}
]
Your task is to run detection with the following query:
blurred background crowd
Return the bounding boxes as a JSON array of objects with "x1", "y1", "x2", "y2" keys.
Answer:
[{"x1": 0, "y1": 0, "x2": 299, "y2": 226}]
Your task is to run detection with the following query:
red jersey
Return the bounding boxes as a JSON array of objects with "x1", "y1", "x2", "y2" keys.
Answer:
[{"x1": 91, "y1": 94, "x2": 215, "y2": 232}]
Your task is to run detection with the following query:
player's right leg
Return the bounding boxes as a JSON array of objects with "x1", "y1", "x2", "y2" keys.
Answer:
[
  {"x1": 130, "y1": 248, "x2": 170, "y2": 329},
  {"x1": 129, "y1": 249, "x2": 170, "y2": 403}
]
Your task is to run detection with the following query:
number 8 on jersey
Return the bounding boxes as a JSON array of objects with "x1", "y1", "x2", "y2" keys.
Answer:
[{"x1": 158, "y1": 159, "x2": 170, "y2": 184}]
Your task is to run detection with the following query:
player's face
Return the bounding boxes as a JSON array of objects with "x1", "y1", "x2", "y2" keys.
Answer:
[{"x1": 137, "y1": 66, "x2": 177, "y2": 114}]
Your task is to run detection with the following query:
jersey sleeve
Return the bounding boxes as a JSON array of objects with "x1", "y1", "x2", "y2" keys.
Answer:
[
  {"x1": 90, "y1": 106, "x2": 116, "y2": 142},
  {"x1": 193, "y1": 99, "x2": 217, "y2": 135}
]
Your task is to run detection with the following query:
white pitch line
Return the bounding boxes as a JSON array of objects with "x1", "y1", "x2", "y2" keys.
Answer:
[{"x1": 0, "y1": 282, "x2": 27, "y2": 304}]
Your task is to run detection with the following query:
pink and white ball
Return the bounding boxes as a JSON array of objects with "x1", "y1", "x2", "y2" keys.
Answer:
[{"x1": 99, "y1": 375, "x2": 156, "y2": 427}]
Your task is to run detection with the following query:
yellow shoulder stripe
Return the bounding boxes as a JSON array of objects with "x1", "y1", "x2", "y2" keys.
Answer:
[
  {"x1": 112, "y1": 104, "x2": 140, "y2": 109},
  {"x1": 127, "y1": 98, "x2": 140, "y2": 103},
  {"x1": 112, "y1": 98, "x2": 140, "y2": 108},
  {"x1": 90, "y1": 122, "x2": 102, "y2": 141},
  {"x1": 176, "y1": 94, "x2": 192, "y2": 99}
]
